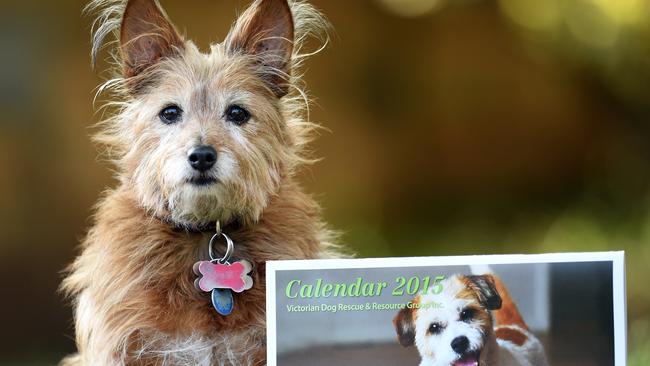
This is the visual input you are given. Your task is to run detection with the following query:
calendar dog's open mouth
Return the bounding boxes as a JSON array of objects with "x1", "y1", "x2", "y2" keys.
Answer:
[{"x1": 453, "y1": 351, "x2": 480, "y2": 366}]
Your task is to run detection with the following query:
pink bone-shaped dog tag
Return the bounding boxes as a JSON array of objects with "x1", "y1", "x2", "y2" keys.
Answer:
[{"x1": 193, "y1": 260, "x2": 253, "y2": 293}]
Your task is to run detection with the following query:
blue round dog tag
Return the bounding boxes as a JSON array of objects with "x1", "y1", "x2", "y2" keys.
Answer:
[{"x1": 211, "y1": 288, "x2": 234, "y2": 316}]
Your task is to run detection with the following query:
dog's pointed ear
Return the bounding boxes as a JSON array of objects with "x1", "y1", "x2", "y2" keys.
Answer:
[
  {"x1": 393, "y1": 307, "x2": 416, "y2": 347},
  {"x1": 465, "y1": 275, "x2": 502, "y2": 310},
  {"x1": 226, "y1": 0, "x2": 294, "y2": 97},
  {"x1": 120, "y1": 0, "x2": 184, "y2": 77}
]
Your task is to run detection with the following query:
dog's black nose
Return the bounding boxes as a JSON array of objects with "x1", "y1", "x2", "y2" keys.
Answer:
[
  {"x1": 451, "y1": 336, "x2": 470, "y2": 354},
  {"x1": 188, "y1": 145, "x2": 217, "y2": 172}
]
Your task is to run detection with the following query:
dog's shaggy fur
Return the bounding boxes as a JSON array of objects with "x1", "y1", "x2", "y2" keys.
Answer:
[{"x1": 61, "y1": 1, "x2": 341, "y2": 365}]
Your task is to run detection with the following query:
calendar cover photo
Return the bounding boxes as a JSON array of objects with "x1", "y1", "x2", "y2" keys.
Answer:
[{"x1": 266, "y1": 252, "x2": 625, "y2": 366}]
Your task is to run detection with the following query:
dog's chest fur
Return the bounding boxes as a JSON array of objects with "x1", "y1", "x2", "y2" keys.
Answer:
[{"x1": 63, "y1": 183, "x2": 337, "y2": 365}]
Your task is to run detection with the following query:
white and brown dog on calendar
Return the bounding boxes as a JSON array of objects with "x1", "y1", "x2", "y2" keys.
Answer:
[{"x1": 393, "y1": 267, "x2": 549, "y2": 366}]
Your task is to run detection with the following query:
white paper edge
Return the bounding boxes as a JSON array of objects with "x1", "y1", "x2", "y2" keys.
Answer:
[{"x1": 612, "y1": 251, "x2": 627, "y2": 365}]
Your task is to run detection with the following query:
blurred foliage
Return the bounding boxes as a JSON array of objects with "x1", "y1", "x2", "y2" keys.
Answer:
[
  {"x1": 630, "y1": 317, "x2": 650, "y2": 365},
  {"x1": 1, "y1": 0, "x2": 649, "y2": 364}
]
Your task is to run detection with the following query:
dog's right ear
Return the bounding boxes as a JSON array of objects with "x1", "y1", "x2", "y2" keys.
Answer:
[
  {"x1": 120, "y1": 0, "x2": 184, "y2": 77},
  {"x1": 393, "y1": 307, "x2": 416, "y2": 347},
  {"x1": 225, "y1": 0, "x2": 295, "y2": 97}
]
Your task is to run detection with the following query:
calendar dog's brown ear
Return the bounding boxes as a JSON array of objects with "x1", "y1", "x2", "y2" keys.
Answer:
[
  {"x1": 465, "y1": 274, "x2": 502, "y2": 310},
  {"x1": 393, "y1": 306, "x2": 416, "y2": 347}
]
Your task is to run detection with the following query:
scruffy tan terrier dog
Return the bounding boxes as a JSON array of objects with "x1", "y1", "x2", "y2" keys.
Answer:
[{"x1": 61, "y1": 0, "x2": 341, "y2": 365}]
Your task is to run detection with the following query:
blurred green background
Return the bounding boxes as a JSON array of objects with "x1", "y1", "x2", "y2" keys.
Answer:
[{"x1": 1, "y1": 0, "x2": 649, "y2": 364}]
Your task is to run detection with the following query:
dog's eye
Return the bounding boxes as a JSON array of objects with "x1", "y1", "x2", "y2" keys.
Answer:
[
  {"x1": 428, "y1": 322, "x2": 444, "y2": 335},
  {"x1": 159, "y1": 105, "x2": 182, "y2": 124},
  {"x1": 225, "y1": 105, "x2": 251, "y2": 126},
  {"x1": 460, "y1": 308, "x2": 476, "y2": 322}
]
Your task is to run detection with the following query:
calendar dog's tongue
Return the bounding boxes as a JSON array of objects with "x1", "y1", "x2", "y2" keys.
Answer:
[{"x1": 452, "y1": 353, "x2": 479, "y2": 366}]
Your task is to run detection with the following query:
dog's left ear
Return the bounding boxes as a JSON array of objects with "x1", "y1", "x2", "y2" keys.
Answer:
[
  {"x1": 465, "y1": 275, "x2": 502, "y2": 310},
  {"x1": 226, "y1": 0, "x2": 295, "y2": 98},
  {"x1": 393, "y1": 307, "x2": 416, "y2": 347}
]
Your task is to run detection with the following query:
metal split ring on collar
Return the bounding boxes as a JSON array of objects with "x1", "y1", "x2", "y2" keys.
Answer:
[{"x1": 208, "y1": 221, "x2": 234, "y2": 264}]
